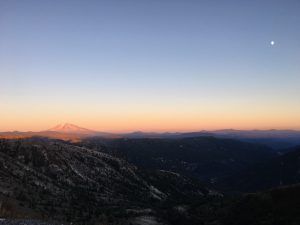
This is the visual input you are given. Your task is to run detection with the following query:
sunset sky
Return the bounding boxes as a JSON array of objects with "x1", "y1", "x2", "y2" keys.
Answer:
[{"x1": 1, "y1": 0, "x2": 300, "y2": 132}]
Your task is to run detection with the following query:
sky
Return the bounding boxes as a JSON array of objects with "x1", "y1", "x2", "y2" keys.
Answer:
[{"x1": 0, "y1": 0, "x2": 300, "y2": 132}]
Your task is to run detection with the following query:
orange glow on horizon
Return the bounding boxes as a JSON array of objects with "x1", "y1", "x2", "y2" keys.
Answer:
[
  {"x1": 1, "y1": 112, "x2": 300, "y2": 133},
  {"x1": 1, "y1": 97, "x2": 300, "y2": 132}
]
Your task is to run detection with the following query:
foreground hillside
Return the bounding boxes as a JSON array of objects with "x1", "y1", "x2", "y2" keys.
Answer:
[
  {"x1": 0, "y1": 138, "x2": 299, "y2": 225},
  {"x1": 0, "y1": 138, "x2": 219, "y2": 225}
]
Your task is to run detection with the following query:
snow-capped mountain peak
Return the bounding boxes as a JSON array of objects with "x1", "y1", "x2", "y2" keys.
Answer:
[{"x1": 48, "y1": 123, "x2": 95, "y2": 134}]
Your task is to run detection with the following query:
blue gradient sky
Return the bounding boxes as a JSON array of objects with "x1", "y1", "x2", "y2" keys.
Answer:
[{"x1": 0, "y1": 0, "x2": 300, "y2": 131}]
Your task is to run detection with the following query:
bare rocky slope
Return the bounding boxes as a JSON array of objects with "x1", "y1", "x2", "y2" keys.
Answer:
[{"x1": 0, "y1": 138, "x2": 213, "y2": 225}]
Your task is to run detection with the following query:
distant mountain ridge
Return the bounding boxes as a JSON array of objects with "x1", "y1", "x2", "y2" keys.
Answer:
[{"x1": 1, "y1": 124, "x2": 300, "y2": 149}]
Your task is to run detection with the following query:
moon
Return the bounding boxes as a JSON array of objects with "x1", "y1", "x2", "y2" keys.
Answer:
[{"x1": 270, "y1": 41, "x2": 275, "y2": 46}]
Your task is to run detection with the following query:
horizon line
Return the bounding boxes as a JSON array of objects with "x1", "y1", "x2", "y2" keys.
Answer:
[{"x1": 1, "y1": 127, "x2": 300, "y2": 134}]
